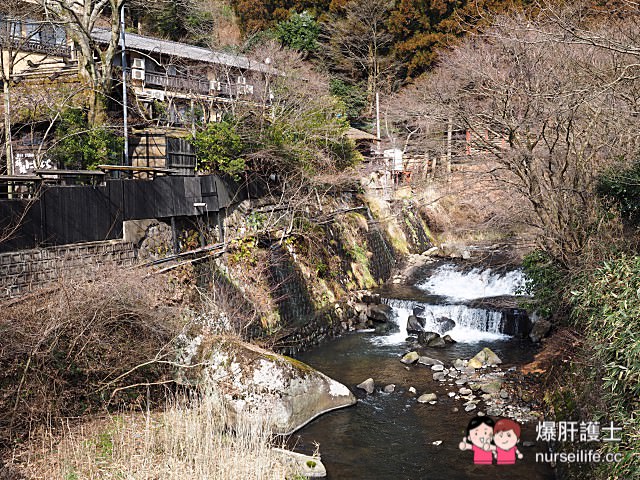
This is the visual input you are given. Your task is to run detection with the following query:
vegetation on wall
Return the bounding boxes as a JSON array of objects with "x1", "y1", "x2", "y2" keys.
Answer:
[
  {"x1": 49, "y1": 108, "x2": 123, "y2": 170},
  {"x1": 193, "y1": 121, "x2": 245, "y2": 179}
]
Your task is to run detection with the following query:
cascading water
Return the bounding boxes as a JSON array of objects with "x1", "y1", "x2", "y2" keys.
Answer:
[
  {"x1": 292, "y1": 261, "x2": 553, "y2": 479},
  {"x1": 376, "y1": 299, "x2": 509, "y2": 344},
  {"x1": 375, "y1": 263, "x2": 528, "y2": 344},
  {"x1": 417, "y1": 264, "x2": 526, "y2": 300}
]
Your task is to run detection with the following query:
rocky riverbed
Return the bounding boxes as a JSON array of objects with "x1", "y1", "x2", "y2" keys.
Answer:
[{"x1": 358, "y1": 346, "x2": 542, "y2": 424}]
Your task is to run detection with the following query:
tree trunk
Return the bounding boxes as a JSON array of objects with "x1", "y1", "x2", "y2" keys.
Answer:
[
  {"x1": 446, "y1": 117, "x2": 453, "y2": 177},
  {"x1": 4, "y1": 80, "x2": 13, "y2": 171},
  {"x1": 3, "y1": 80, "x2": 13, "y2": 197}
]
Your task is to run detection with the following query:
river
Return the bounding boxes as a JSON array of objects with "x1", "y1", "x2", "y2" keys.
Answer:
[{"x1": 290, "y1": 262, "x2": 556, "y2": 480}]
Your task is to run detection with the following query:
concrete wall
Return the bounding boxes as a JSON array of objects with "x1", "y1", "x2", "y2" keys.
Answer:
[{"x1": 0, "y1": 240, "x2": 136, "y2": 299}]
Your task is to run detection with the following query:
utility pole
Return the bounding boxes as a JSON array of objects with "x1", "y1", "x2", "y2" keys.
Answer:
[
  {"x1": 3, "y1": 80, "x2": 13, "y2": 198},
  {"x1": 120, "y1": 5, "x2": 129, "y2": 166}
]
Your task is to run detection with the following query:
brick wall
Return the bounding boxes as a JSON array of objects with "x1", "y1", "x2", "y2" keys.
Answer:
[{"x1": 0, "y1": 241, "x2": 136, "y2": 299}]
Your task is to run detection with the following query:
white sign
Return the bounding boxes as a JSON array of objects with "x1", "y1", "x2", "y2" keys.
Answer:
[{"x1": 14, "y1": 153, "x2": 54, "y2": 175}]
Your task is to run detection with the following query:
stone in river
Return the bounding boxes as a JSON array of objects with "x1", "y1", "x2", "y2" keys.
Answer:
[
  {"x1": 480, "y1": 380, "x2": 503, "y2": 394},
  {"x1": 357, "y1": 378, "x2": 375, "y2": 394},
  {"x1": 426, "y1": 336, "x2": 447, "y2": 348},
  {"x1": 435, "y1": 317, "x2": 456, "y2": 334},
  {"x1": 453, "y1": 358, "x2": 466, "y2": 369},
  {"x1": 468, "y1": 347, "x2": 502, "y2": 368},
  {"x1": 368, "y1": 304, "x2": 393, "y2": 323},
  {"x1": 417, "y1": 331, "x2": 439, "y2": 345},
  {"x1": 401, "y1": 351, "x2": 420, "y2": 364},
  {"x1": 417, "y1": 393, "x2": 437, "y2": 403},
  {"x1": 418, "y1": 356, "x2": 444, "y2": 366},
  {"x1": 383, "y1": 384, "x2": 396, "y2": 393}
]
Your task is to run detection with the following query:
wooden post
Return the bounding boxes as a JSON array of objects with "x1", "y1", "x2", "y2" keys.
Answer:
[{"x1": 170, "y1": 216, "x2": 179, "y2": 254}]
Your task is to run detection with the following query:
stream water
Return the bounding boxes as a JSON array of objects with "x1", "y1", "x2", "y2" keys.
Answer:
[{"x1": 290, "y1": 262, "x2": 556, "y2": 480}]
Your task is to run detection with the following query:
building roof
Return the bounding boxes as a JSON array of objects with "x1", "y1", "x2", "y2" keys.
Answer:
[
  {"x1": 91, "y1": 29, "x2": 274, "y2": 74},
  {"x1": 346, "y1": 127, "x2": 379, "y2": 141}
]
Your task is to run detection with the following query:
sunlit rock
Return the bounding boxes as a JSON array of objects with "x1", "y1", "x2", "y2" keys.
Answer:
[{"x1": 177, "y1": 336, "x2": 355, "y2": 435}]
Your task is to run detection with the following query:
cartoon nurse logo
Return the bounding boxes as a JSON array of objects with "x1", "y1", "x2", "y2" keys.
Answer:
[
  {"x1": 493, "y1": 418, "x2": 524, "y2": 465},
  {"x1": 459, "y1": 416, "x2": 495, "y2": 465},
  {"x1": 459, "y1": 416, "x2": 523, "y2": 465}
]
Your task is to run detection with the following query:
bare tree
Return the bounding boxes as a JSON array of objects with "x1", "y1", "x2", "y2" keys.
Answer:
[
  {"x1": 37, "y1": 0, "x2": 126, "y2": 125},
  {"x1": 322, "y1": 0, "x2": 396, "y2": 112},
  {"x1": 397, "y1": 11, "x2": 640, "y2": 268}
]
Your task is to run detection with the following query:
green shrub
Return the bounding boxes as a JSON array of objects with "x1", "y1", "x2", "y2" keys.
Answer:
[
  {"x1": 274, "y1": 11, "x2": 319, "y2": 53},
  {"x1": 193, "y1": 121, "x2": 245, "y2": 179},
  {"x1": 598, "y1": 160, "x2": 640, "y2": 227},
  {"x1": 329, "y1": 79, "x2": 367, "y2": 123},
  {"x1": 570, "y1": 254, "x2": 640, "y2": 479},
  {"x1": 50, "y1": 108, "x2": 123, "y2": 170},
  {"x1": 518, "y1": 250, "x2": 565, "y2": 319}
]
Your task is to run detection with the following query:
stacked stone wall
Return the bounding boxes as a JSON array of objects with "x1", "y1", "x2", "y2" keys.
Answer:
[{"x1": 0, "y1": 241, "x2": 136, "y2": 299}]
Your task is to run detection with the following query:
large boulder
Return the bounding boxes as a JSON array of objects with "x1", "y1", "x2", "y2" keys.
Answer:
[
  {"x1": 529, "y1": 319, "x2": 552, "y2": 343},
  {"x1": 401, "y1": 351, "x2": 420, "y2": 364},
  {"x1": 468, "y1": 347, "x2": 503, "y2": 369},
  {"x1": 177, "y1": 337, "x2": 355, "y2": 435},
  {"x1": 272, "y1": 449, "x2": 326, "y2": 478},
  {"x1": 427, "y1": 336, "x2": 447, "y2": 348},
  {"x1": 417, "y1": 331, "x2": 439, "y2": 345},
  {"x1": 407, "y1": 315, "x2": 426, "y2": 334},
  {"x1": 434, "y1": 317, "x2": 456, "y2": 334},
  {"x1": 418, "y1": 331, "x2": 446, "y2": 348},
  {"x1": 368, "y1": 303, "x2": 392, "y2": 322}
]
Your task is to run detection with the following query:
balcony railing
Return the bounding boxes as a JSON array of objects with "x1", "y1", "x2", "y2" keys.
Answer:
[
  {"x1": 144, "y1": 71, "x2": 211, "y2": 95},
  {"x1": 130, "y1": 70, "x2": 254, "y2": 98},
  {"x1": 1, "y1": 36, "x2": 71, "y2": 58}
]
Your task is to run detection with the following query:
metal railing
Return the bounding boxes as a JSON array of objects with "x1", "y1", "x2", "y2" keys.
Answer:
[
  {"x1": 135, "y1": 71, "x2": 253, "y2": 98},
  {"x1": 144, "y1": 71, "x2": 210, "y2": 95},
  {"x1": 1, "y1": 36, "x2": 71, "y2": 58}
]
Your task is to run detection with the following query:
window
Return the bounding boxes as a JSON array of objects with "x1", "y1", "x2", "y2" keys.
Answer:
[{"x1": 25, "y1": 21, "x2": 39, "y2": 42}]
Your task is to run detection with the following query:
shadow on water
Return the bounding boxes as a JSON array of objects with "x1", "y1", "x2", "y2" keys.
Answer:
[{"x1": 289, "y1": 264, "x2": 556, "y2": 480}]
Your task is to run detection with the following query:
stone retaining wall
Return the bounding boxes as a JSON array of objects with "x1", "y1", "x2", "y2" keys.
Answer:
[
  {"x1": 272, "y1": 200, "x2": 433, "y2": 354},
  {"x1": 0, "y1": 241, "x2": 136, "y2": 299}
]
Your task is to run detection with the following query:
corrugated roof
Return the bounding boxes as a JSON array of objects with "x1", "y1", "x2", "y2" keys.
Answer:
[
  {"x1": 91, "y1": 29, "x2": 274, "y2": 74},
  {"x1": 346, "y1": 127, "x2": 379, "y2": 141}
]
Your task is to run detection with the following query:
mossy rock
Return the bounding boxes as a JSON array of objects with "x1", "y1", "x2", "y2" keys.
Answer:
[{"x1": 177, "y1": 336, "x2": 356, "y2": 434}]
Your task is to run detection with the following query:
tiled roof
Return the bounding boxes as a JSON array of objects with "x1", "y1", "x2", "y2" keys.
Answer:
[{"x1": 91, "y1": 29, "x2": 273, "y2": 74}]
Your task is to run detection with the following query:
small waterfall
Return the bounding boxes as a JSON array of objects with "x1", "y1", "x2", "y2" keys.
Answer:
[
  {"x1": 417, "y1": 264, "x2": 525, "y2": 300},
  {"x1": 377, "y1": 298, "x2": 510, "y2": 344}
]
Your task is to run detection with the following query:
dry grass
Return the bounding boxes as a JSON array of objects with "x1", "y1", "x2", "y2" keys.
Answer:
[
  {"x1": 0, "y1": 267, "x2": 187, "y2": 454},
  {"x1": 18, "y1": 390, "x2": 297, "y2": 480}
]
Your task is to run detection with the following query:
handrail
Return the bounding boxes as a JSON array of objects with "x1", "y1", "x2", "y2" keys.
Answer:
[{"x1": 1, "y1": 36, "x2": 71, "y2": 58}]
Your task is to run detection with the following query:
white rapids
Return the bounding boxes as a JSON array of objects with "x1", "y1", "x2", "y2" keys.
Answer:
[
  {"x1": 375, "y1": 264, "x2": 527, "y2": 345},
  {"x1": 417, "y1": 264, "x2": 526, "y2": 300}
]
